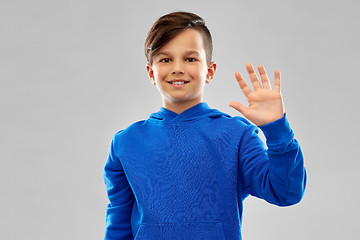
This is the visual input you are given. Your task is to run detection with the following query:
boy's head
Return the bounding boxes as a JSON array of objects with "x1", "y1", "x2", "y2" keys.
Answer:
[
  {"x1": 145, "y1": 11, "x2": 213, "y2": 66},
  {"x1": 145, "y1": 11, "x2": 217, "y2": 114}
]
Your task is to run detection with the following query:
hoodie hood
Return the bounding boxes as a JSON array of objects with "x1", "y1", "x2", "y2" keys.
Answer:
[{"x1": 149, "y1": 102, "x2": 227, "y2": 122}]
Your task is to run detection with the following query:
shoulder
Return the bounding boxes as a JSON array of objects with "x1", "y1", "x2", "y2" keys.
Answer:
[
  {"x1": 210, "y1": 109, "x2": 255, "y2": 128},
  {"x1": 108, "y1": 120, "x2": 148, "y2": 156},
  {"x1": 112, "y1": 120, "x2": 147, "y2": 142},
  {"x1": 205, "y1": 109, "x2": 258, "y2": 138}
]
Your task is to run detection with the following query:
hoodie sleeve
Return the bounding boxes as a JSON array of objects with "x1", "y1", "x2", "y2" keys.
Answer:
[
  {"x1": 103, "y1": 132, "x2": 134, "y2": 240},
  {"x1": 238, "y1": 114, "x2": 306, "y2": 206}
]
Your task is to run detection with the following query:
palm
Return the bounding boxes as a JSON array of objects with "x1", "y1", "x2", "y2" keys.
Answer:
[{"x1": 229, "y1": 63, "x2": 284, "y2": 126}]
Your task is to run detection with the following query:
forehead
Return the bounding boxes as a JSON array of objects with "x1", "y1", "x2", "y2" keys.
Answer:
[{"x1": 159, "y1": 29, "x2": 206, "y2": 54}]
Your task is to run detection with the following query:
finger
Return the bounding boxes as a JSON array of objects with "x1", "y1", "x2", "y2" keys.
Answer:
[
  {"x1": 246, "y1": 63, "x2": 261, "y2": 90},
  {"x1": 229, "y1": 101, "x2": 248, "y2": 116},
  {"x1": 274, "y1": 69, "x2": 281, "y2": 92},
  {"x1": 235, "y1": 72, "x2": 252, "y2": 97},
  {"x1": 257, "y1": 64, "x2": 271, "y2": 89}
]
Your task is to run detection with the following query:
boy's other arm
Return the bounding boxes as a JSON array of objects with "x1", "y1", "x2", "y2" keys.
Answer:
[
  {"x1": 230, "y1": 63, "x2": 306, "y2": 205},
  {"x1": 103, "y1": 133, "x2": 134, "y2": 240},
  {"x1": 239, "y1": 116, "x2": 306, "y2": 205}
]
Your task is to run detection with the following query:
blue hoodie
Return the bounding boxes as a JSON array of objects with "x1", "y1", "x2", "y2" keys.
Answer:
[{"x1": 103, "y1": 102, "x2": 306, "y2": 240}]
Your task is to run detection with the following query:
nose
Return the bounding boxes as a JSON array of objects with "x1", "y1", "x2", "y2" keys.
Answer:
[{"x1": 171, "y1": 60, "x2": 184, "y2": 75}]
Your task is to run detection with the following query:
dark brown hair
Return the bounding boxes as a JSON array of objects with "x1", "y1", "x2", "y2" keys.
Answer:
[{"x1": 145, "y1": 11, "x2": 213, "y2": 66}]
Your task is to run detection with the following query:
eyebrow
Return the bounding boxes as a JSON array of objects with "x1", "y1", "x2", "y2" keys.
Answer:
[
  {"x1": 156, "y1": 50, "x2": 200, "y2": 57},
  {"x1": 184, "y1": 50, "x2": 200, "y2": 56}
]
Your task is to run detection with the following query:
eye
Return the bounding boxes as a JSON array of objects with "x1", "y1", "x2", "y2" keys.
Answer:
[
  {"x1": 160, "y1": 58, "x2": 171, "y2": 63},
  {"x1": 186, "y1": 58, "x2": 196, "y2": 62}
]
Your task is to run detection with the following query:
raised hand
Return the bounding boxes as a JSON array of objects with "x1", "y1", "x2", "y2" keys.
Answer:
[{"x1": 229, "y1": 63, "x2": 284, "y2": 126}]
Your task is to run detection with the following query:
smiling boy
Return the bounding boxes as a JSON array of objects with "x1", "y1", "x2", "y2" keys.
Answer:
[{"x1": 103, "y1": 12, "x2": 306, "y2": 240}]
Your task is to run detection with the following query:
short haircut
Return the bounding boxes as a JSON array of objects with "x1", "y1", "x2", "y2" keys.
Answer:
[{"x1": 145, "y1": 11, "x2": 213, "y2": 66}]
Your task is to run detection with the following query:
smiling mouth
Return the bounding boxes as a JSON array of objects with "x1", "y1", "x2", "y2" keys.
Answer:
[{"x1": 167, "y1": 80, "x2": 190, "y2": 85}]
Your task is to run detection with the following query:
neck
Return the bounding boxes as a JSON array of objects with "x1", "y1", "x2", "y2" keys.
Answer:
[{"x1": 162, "y1": 99, "x2": 202, "y2": 114}]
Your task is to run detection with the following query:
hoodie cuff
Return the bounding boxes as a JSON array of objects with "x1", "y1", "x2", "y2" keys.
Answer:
[{"x1": 258, "y1": 113, "x2": 293, "y2": 145}]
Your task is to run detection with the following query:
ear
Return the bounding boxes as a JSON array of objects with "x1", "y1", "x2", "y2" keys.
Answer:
[
  {"x1": 146, "y1": 63, "x2": 156, "y2": 85},
  {"x1": 206, "y1": 61, "x2": 217, "y2": 83}
]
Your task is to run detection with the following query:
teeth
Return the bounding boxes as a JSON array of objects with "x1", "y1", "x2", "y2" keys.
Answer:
[{"x1": 171, "y1": 81, "x2": 187, "y2": 85}]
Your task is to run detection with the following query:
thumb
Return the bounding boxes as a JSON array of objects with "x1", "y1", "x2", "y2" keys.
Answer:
[{"x1": 229, "y1": 101, "x2": 248, "y2": 115}]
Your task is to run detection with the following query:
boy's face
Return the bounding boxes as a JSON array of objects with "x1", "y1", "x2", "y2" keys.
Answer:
[{"x1": 146, "y1": 29, "x2": 216, "y2": 111}]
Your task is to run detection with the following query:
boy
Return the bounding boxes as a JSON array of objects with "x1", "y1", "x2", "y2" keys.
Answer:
[{"x1": 103, "y1": 11, "x2": 306, "y2": 240}]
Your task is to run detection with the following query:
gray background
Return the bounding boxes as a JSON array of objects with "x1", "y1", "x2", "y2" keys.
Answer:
[{"x1": 1, "y1": 0, "x2": 359, "y2": 239}]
